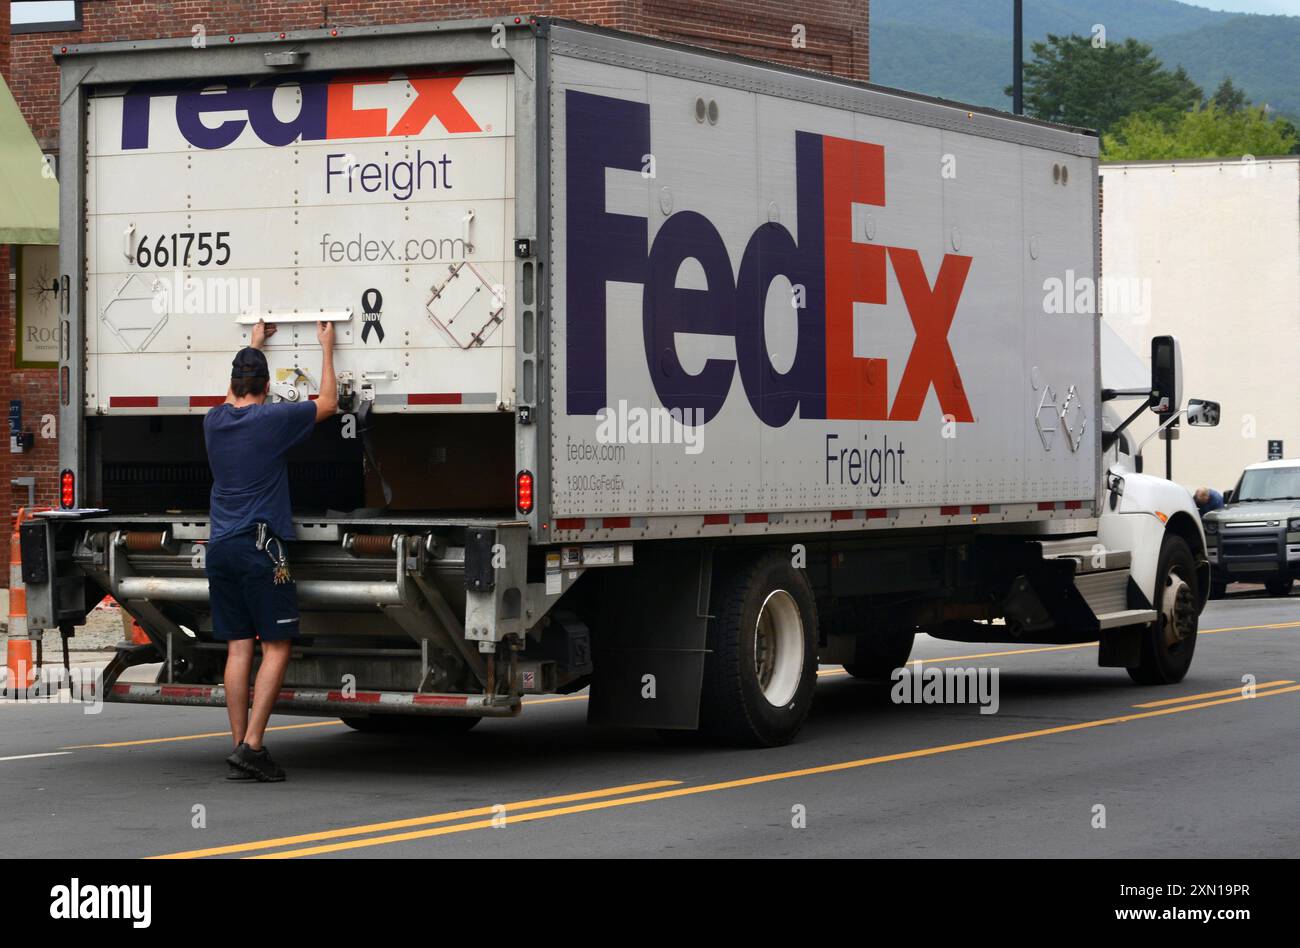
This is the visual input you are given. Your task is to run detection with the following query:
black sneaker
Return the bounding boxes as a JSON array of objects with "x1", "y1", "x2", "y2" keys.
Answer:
[
  {"x1": 226, "y1": 742, "x2": 286, "y2": 782},
  {"x1": 226, "y1": 761, "x2": 254, "y2": 781}
]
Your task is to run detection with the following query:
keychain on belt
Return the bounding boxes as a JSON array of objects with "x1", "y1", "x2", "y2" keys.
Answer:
[{"x1": 255, "y1": 523, "x2": 292, "y2": 585}]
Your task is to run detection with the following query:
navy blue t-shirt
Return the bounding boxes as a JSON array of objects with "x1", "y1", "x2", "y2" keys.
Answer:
[{"x1": 203, "y1": 401, "x2": 318, "y2": 541}]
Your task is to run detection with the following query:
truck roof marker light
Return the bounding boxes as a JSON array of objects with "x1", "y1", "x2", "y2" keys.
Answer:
[
  {"x1": 516, "y1": 470, "x2": 534, "y2": 514},
  {"x1": 60, "y1": 470, "x2": 75, "y2": 509},
  {"x1": 228, "y1": 35, "x2": 236, "y2": 43}
]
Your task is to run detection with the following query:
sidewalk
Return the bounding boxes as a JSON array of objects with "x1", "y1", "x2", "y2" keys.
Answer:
[{"x1": 0, "y1": 587, "x2": 127, "y2": 661}]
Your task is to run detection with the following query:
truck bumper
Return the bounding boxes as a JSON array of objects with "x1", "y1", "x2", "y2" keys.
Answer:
[{"x1": 101, "y1": 681, "x2": 519, "y2": 718}]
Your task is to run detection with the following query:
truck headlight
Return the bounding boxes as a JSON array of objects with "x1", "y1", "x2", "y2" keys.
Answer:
[
  {"x1": 1204, "y1": 521, "x2": 1218, "y2": 535},
  {"x1": 1289, "y1": 518, "x2": 1300, "y2": 531}
]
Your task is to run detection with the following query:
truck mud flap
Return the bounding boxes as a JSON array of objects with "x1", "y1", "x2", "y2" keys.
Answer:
[{"x1": 586, "y1": 545, "x2": 710, "y2": 730}]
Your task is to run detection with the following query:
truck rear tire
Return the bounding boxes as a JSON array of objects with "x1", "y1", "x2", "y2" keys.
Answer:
[
  {"x1": 1265, "y1": 577, "x2": 1293, "y2": 597},
  {"x1": 1128, "y1": 534, "x2": 1199, "y2": 685},
  {"x1": 341, "y1": 715, "x2": 480, "y2": 736},
  {"x1": 699, "y1": 552, "x2": 818, "y2": 747},
  {"x1": 843, "y1": 631, "x2": 915, "y2": 682}
]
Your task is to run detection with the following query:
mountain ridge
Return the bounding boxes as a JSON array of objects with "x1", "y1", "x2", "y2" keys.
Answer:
[{"x1": 870, "y1": 0, "x2": 1300, "y2": 120}]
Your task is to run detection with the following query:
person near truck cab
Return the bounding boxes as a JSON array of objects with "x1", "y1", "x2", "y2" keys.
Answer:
[
  {"x1": 203, "y1": 319, "x2": 338, "y2": 781},
  {"x1": 1193, "y1": 487, "x2": 1224, "y2": 516}
]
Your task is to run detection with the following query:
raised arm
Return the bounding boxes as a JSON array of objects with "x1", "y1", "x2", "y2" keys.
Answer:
[
  {"x1": 251, "y1": 319, "x2": 277, "y2": 349},
  {"x1": 315, "y1": 321, "x2": 338, "y2": 423}
]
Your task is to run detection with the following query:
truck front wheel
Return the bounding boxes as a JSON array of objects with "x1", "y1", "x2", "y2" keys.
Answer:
[
  {"x1": 699, "y1": 553, "x2": 818, "y2": 747},
  {"x1": 1128, "y1": 534, "x2": 1199, "y2": 685}
]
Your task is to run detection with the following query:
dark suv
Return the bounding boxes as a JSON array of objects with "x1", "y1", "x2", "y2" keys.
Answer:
[{"x1": 1204, "y1": 460, "x2": 1300, "y2": 597}]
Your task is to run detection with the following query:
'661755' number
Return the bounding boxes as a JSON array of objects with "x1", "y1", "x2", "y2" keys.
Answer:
[{"x1": 135, "y1": 232, "x2": 230, "y2": 268}]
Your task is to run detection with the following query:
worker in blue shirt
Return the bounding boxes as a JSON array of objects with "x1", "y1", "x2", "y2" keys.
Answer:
[
  {"x1": 204, "y1": 319, "x2": 337, "y2": 781},
  {"x1": 1193, "y1": 487, "x2": 1224, "y2": 516}
]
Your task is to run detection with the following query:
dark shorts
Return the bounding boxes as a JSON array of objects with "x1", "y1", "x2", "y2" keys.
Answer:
[{"x1": 206, "y1": 529, "x2": 300, "y2": 642}]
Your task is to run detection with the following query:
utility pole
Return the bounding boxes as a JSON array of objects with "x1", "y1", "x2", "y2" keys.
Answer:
[{"x1": 1013, "y1": 0, "x2": 1024, "y2": 115}]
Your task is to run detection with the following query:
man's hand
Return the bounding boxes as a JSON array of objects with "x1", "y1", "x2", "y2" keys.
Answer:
[
  {"x1": 251, "y1": 319, "x2": 277, "y2": 349},
  {"x1": 317, "y1": 320, "x2": 335, "y2": 350}
]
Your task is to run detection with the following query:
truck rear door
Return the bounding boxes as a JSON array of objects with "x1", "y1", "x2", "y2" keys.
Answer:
[{"x1": 84, "y1": 68, "x2": 516, "y2": 415}]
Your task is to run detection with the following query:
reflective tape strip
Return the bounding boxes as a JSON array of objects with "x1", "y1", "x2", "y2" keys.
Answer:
[
  {"x1": 105, "y1": 393, "x2": 499, "y2": 410},
  {"x1": 106, "y1": 682, "x2": 509, "y2": 715}
]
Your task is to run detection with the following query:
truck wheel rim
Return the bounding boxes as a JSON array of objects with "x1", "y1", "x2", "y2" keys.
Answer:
[
  {"x1": 1160, "y1": 573, "x2": 1196, "y2": 649},
  {"x1": 754, "y1": 589, "x2": 803, "y2": 707}
]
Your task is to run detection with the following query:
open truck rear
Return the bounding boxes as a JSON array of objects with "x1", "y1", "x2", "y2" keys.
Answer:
[{"x1": 20, "y1": 18, "x2": 1212, "y2": 745}]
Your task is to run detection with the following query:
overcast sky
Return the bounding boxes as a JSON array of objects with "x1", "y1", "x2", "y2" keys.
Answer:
[{"x1": 1179, "y1": 0, "x2": 1300, "y2": 14}]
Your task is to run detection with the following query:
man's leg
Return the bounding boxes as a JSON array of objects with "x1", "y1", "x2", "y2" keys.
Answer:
[
  {"x1": 224, "y1": 639, "x2": 255, "y2": 747},
  {"x1": 245, "y1": 639, "x2": 292, "y2": 751}
]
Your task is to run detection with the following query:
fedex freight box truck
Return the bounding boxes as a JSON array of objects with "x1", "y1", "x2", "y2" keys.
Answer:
[{"x1": 21, "y1": 18, "x2": 1218, "y2": 745}]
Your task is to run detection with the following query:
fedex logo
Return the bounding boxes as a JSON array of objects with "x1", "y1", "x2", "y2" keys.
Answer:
[
  {"x1": 120, "y1": 71, "x2": 480, "y2": 150},
  {"x1": 565, "y1": 90, "x2": 974, "y2": 428}
]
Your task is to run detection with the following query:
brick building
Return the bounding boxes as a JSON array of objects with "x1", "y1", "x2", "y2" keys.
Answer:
[{"x1": 0, "y1": 0, "x2": 869, "y2": 571}]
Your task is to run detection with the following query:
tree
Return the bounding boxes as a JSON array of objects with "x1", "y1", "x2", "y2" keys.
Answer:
[
  {"x1": 1102, "y1": 102, "x2": 1298, "y2": 161},
  {"x1": 1210, "y1": 77, "x2": 1249, "y2": 114},
  {"x1": 1011, "y1": 34, "x2": 1202, "y2": 135}
]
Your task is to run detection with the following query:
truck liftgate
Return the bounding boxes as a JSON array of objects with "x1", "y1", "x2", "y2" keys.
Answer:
[{"x1": 18, "y1": 513, "x2": 584, "y2": 720}]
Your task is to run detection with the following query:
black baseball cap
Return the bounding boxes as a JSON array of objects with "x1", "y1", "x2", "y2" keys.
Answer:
[{"x1": 231, "y1": 347, "x2": 269, "y2": 380}]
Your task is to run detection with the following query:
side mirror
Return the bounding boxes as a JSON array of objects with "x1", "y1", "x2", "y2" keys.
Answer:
[
  {"x1": 1223, "y1": 489, "x2": 1235, "y2": 504},
  {"x1": 1186, "y1": 398, "x2": 1220, "y2": 427},
  {"x1": 1150, "y1": 335, "x2": 1182, "y2": 417}
]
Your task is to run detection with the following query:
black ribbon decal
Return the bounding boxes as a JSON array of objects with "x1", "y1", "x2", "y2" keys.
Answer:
[{"x1": 361, "y1": 288, "x2": 384, "y2": 344}]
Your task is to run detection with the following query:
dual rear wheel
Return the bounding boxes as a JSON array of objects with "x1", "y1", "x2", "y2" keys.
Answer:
[
  {"x1": 697, "y1": 553, "x2": 917, "y2": 746},
  {"x1": 698, "y1": 553, "x2": 819, "y2": 747}
]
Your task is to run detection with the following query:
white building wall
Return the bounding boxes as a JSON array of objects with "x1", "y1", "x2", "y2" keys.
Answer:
[{"x1": 1101, "y1": 157, "x2": 1300, "y2": 493}]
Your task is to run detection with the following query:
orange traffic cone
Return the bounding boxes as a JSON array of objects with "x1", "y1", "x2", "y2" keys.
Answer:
[
  {"x1": 124, "y1": 614, "x2": 149, "y2": 645},
  {"x1": 6, "y1": 508, "x2": 35, "y2": 690}
]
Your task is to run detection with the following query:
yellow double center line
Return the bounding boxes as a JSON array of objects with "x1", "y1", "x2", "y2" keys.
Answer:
[
  {"x1": 154, "y1": 680, "x2": 1300, "y2": 859},
  {"x1": 152, "y1": 780, "x2": 682, "y2": 859},
  {"x1": 1133, "y1": 679, "x2": 1295, "y2": 707}
]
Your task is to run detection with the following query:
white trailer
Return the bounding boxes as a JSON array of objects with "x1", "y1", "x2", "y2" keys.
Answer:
[{"x1": 22, "y1": 18, "x2": 1218, "y2": 745}]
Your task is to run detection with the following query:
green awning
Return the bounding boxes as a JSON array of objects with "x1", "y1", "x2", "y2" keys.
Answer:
[{"x1": 0, "y1": 73, "x2": 58, "y2": 245}]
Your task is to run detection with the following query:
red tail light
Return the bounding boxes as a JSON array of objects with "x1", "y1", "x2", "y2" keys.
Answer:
[
  {"x1": 60, "y1": 469, "x2": 75, "y2": 509},
  {"x1": 516, "y1": 470, "x2": 534, "y2": 514}
]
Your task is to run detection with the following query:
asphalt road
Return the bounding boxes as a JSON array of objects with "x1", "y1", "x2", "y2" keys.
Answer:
[{"x1": 2, "y1": 590, "x2": 1296, "y2": 859}]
